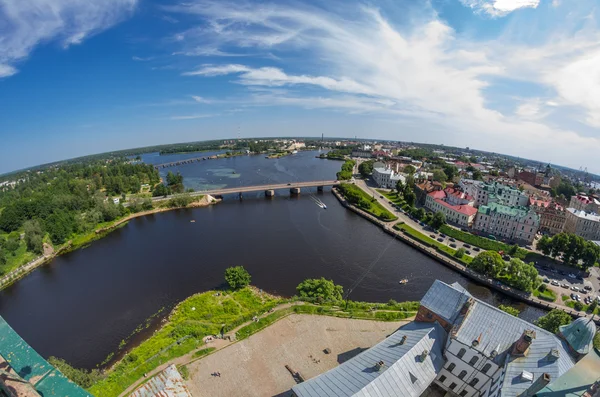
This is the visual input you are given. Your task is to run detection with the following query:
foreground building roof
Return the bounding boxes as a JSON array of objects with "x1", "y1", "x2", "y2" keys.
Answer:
[
  {"x1": 292, "y1": 322, "x2": 447, "y2": 397},
  {"x1": 0, "y1": 315, "x2": 91, "y2": 397},
  {"x1": 559, "y1": 317, "x2": 598, "y2": 356},
  {"x1": 419, "y1": 280, "x2": 470, "y2": 324},
  {"x1": 130, "y1": 364, "x2": 192, "y2": 397},
  {"x1": 536, "y1": 348, "x2": 600, "y2": 397}
]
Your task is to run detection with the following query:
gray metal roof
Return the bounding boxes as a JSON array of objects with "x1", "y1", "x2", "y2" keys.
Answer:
[
  {"x1": 452, "y1": 296, "x2": 575, "y2": 397},
  {"x1": 130, "y1": 364, "x2": 192, "y2": 397},
  {"x1": 292, "y1": 322, "x2": 446, "y2": 397},
  {"x1": 419, "y1": 280, "x2": 470, "y2": 323},
  {"x1": 536, "y1": 348, "x2": 600, "y2": 397},
  {"x1": 558, "y1": 317, "x2": 597, "y2": 355}
]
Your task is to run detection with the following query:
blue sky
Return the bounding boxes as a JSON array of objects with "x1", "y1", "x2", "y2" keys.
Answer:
[{"x1": 1, "y1": 0, "x2": 600, "y2": 174}]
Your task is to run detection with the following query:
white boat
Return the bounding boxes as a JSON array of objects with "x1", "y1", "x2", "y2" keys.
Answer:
[
  {"x1": 292, "y1": 150, "x2": 298, "y2": 154},
  {"x1": 398, "y1": 279, "x2": 408, "y2": 285}
]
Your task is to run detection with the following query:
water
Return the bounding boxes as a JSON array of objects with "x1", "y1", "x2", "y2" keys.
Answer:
[
  {"x1": 0, "y1": 152, "x2": 545, "y2": 369},
  {"x1": 141, "y1": 150, "x2": 342, "y2": 191}
]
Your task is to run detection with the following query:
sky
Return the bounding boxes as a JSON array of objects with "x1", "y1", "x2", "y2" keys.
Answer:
[{"x1": 1, "y1": 0, "x2": 600, "y2": 174}]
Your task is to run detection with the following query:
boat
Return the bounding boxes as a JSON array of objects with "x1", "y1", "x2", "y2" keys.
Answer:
[
  {"x1": 190, "y1": 220, "x2": 196, "y2": 223},
  {"x1": 398, "y1": 279, "x2": 408, "y2": 285}
]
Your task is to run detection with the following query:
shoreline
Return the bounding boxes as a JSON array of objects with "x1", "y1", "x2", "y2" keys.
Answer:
[
  {"x1": 0, "y1": 196, "x2": 218, "y2": 291},
  {"x1": 332, "y1": 187, "x2": 598, "y2": 323}
]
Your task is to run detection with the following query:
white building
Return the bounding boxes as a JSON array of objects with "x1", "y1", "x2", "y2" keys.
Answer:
[
  {"x1": 563, "y1": 208, "x2": 600, "y2": 241},
  {"x1": 373, "y1": 167, "x2": 405, "y2": 189},
  {"x1": 293, "y1": 280, "x2": 594, "y2": 397},
  {"x1": 569, "y1": 194, "x2": 600, "y2": 214},
  {"x1": 473, "y1": 202, "x2": 540, "y2": 243}
]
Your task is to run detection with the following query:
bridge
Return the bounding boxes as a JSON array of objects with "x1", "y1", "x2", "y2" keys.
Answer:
[
  {"x1": 151, "y1": 180, "x2": 340, "y2": 201},
  {"x1": 153, "y1": 155, "x2": 221, "y2": 169}
]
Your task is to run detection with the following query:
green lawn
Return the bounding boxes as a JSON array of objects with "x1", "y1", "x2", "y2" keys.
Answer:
[
  {"x1": 393, "y1": 223, "x2": 471, "y2": 265},
  {"x1": 338, "y1": 184, "x2": 397, "y2": 221},
  {"x1": 532, "y1": 286, "x2": 557, "y2": 302},
  {"x1": 376, "y1": 189, "x2": 406, "y2": 206},
  {"x1": 438, "y1": 225, "x2": 529, "y2": 258},
  {"x1": 0, "y1": 237, "x2": 37, "y2": 276},
  {"x1": 88, "y1": 288, "x2": 282, "y2": 397}
]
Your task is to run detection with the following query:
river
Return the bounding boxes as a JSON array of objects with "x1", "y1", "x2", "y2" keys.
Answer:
[{"x1": 0, "y1": 151, "x2": 545, "y2": 369}]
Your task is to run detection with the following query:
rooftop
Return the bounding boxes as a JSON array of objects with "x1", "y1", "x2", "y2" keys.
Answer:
[
  {"x1": 536, "y1": 349, "x2": 600, "y2": 397},
  {"x1": 433, "y1": 199, "x2": 478, "y2": 216},
  {"x1": 419, "y1": 280, "x2": 470, "y2": 324},
  {"x1": 292, "y1": 322, "x2": 447, "y2": 397},
  {"x1": 567, "y1": 208, "x2": 600, "y2": 222},
  {"x1": 478, "y1": 201, "x2": 537, "y2": 219},
  {"x1": 559, "y1": 317, "x2": 597, "y2": 355},
  {"x1": 130, "y1": 364, "x2": 192, "y2": 397}
]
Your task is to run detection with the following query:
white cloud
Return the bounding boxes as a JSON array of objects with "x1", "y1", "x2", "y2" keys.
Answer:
[
  {"x1": 169, "y1": 113, "x2": 216, "y2": 120},
  {"x1": 460, "y1": 0, "x2": 540, "y2": 17},
  {"x1": 165, "y1": 0, "x2": 600, "y2": 171},
  {"x1": 132, "y1": 56, "x2": 154, "y2": 61},
  {"x1": 191, "y1": 95, "x2": 212, "y2": 103},
  {"x1": 0, "y1": 0, "x2": 138, "y2": 76},
  {"x1": 0, "y1": 64, "x2": 18, "y2": 78}
]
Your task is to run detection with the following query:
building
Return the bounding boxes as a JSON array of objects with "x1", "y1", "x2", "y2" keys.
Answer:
[
  {"x1": 518, "y1": 170, "x2": 544, "y2": 187},
  {"x1": 292, "y1": 280, "x2": 592, "y2": 397},
  {"x1": 425, "y1": 188, "x2": 478, "y2": 227},
  {"x1": 529, "y1": 198, "x2": 567, "y2": 236},
  {"x1": 569, "y1": 194, "x2": 600, "y2": 214},
  {"x1": 0, "y1": 316, "x2": 91, "y2": 397},
  {"x1": 130, "y1": 364, "x2": 192, "y2": 397},
  {"x1": 473, "y1": 202, "x2": 540, "y2": 243},
  {"x1": 459, "y1": 180, "x2": 529, "y2": 208},
  {"x1": 373, "y1": 167, "x2": 405, "y2": 189},
  {"x1": 563, "y1": 208, "x2": 600, "y2": 241},
  {"x1": 352, "y1": 146, "x2": 373, "y2": 158}
]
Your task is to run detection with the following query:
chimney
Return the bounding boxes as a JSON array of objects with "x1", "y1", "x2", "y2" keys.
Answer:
[
  {"x1": 419, "y1": 350, "x2": 429, "y2": 362},
  {"x1": 400, "y1": 335, "x2": 407, "y2": 345},
  {"x1": 512, "y1": 330, "x2": 536, "y2": 356},
  {"x1": 517, "y1": 373, "x2": 551, "y2": 397}
]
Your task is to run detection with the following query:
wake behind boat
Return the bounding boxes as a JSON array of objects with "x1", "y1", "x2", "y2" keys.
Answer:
[{"x1": 310, "y1": 195, "x2": 327, "y2": 209}]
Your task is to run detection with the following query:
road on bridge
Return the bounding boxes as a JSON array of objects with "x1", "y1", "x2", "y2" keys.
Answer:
[{"x1": 149, "y1": 180, "x2": 339, "y2": 202}]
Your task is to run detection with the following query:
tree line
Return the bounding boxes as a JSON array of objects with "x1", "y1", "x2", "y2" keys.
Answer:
[{"x1": 537, "y1": 232, "x2": 600, "y2": 270}]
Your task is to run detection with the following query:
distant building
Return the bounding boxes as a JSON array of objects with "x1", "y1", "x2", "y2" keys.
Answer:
[
  {"x1": 352, "y1": 145, "x2": 373, "y2": 158},
  {"x1": 474, "y1": 202, "x2": 540, "y2": 243},
  {"x1": 293, "y1": 280, "x2": 590, "y2": 397},
  {"x1": 425, "y1": 188, "x2": 477, "y2": 227},
  {"x1": 569, "y1": 194, "x2": 600, "y2": 214},
  {"x1": 518, "y1": 170, "x2": 544, "y2": 187},
  {"x1": 529, "y1": 198, "x2": 566, "y2": 236},
  {"x1": 563, "y1": 208, "x2": 600, "y2": 241},
  {"x1": 373, "y1": 167, "x2": 405, "y2": 189},
  {"x1": 459, "y1": 180, "x2": 528, "y2": 208}
]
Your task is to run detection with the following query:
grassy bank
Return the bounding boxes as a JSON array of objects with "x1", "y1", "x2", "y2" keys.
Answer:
[
  {"x1": 394, "y1": 223, "x2": 471, "y2": 265},
  {"x1": 532, "y1": 286, "x2": 557, "y2": 302},
  {"x1": 438, "y1": 225, "x2": 529, "y2": 258},
  {"x1": 338, "y1": 184, "x2": 397, "y2": 221},
  {"x1": 88, "y1": 287, "x2": 282, "y2": 397}
]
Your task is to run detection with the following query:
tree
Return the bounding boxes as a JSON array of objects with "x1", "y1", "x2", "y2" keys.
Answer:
[
  {"x1": 414, "y1": 208, "x2": 426, "y2": 220},
  {"x1": 432, "y1": 169, "x2": 447, "y2": 183},
  {"x1": 296, "y1": 277, "x2": 343, "y2": 302},
  {"x1": 574, "y1": 301, "x2": 584, "y2": 311},
  {"x1": 395, "y1": 179, "x2": 404, "y2": 196},
  {"x1": 454, "y1": 248, "x2": 466, "y2": 259},
  {"x1": 469, "y1": 251, "x2": 504, "y2": 277},
  {"x1": 24, "y1": 220, "x2": 44, "y2": 254},
  {"x1": 508, "y1": 244, "x2": 519, "y2": 255},
  {"x1": 537, "y1": 236, "x2": 552, "y2": 256},
  {"x1": 469, "y1": 156, "x2": 478, "y2": 163},
  {"x1": 472, "y1": 170, "x2": 483, "y2": 180},
  {"x1": 431, "y1": 211, "x2": 446, "y2": 229},
  {"x1": 588, "y1": 299, "x2": 598, "y2": 313},
  {"x1": 498, "y1": 305, "x2": 520, "y2": 317},
  {"x1": 404, "y1": 165, "x2": 416, "y2": 175},
  {"x1": 224, "y1": 266, "x2": 251, "y2": 290},
  {"x1": 535, "y1": 309, "x2": 572, "y2": 334},
  {"x1": 358, "y1": 160, "x2": 374, "y2": 178},
  {"x1": 404, "y1": 190, "x2": 416, "y2": 207},
  {"x1": 152, "y1": 183, "x2": 170, "y2": 197},
  {"x1": 442, "y1": 164, "x2": 458, "y2": 181}
]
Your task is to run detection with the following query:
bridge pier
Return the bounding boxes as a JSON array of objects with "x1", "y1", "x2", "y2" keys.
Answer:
[
  {"x1": 265, "y1": 190, "x2": 275, "y2": 198},
  {"x1": 290, "y1": 187, "x2": 301, "y2": 195},
  {"x1": 317, "y1": 186, "x2": 324, "y2": 192}
]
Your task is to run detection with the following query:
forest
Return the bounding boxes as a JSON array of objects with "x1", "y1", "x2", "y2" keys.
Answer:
[{"x1": 0, "y1": 159, "x2": 161, "y2": 275}]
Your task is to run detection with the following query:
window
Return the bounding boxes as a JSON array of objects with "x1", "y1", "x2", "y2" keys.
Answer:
[
  {"x1": 482, "y1": 363, "x2": 492, "y2": 374},
  {"x1": 457, "y1": 348, "x2": 466, "y2": 359},
  {"x1": 470, "y1": 378, "x2": 480, "y2": 387},
  {"x1": 469, "y1": 356, "x2": 479, "y2": 365},
  {"x1": 439, "y1": 375, "x2": 447, "y2": 383},
  {"x1": 450, "y1": 382, "x2": 457, "y2": 390},
  {"x1": 460, "y1": 391, "x2": 468, "y2": 397},
  {"x1": 448, "y1": 363, "x2": 456, "y2": 372},
  {"x1": 458, "y1": 370, "x2": 467, "y2": 380}
]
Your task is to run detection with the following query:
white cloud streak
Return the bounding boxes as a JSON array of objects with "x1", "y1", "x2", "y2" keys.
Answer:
[
  {"x1": 169, "y1": 113, "x2": 216, "y2": 120},
  {"x1": 460, "y1": 0, "x2": 540, "y2": 17},
  {"x1": 0, "y1": 0, "x2": 138, "y2": 77}
]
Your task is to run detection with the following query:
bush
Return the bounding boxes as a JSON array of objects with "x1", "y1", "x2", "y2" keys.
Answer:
[
  {"x1": 179, "y1": 365, "x2": 189, "y2": 380},
  {"x1": 224, "y1": 266, "x2": 251, "y2": 290},
  {"x1": 535, "y1": 309, "x2": 572, "y2": 333},
  {"x1": 47, "y1": 357, "x2": 104, "y2": 388},
  {"x1": 574, "y1": 301, "x2": 584, "y2": 311},
  {"x1": 498, "y1": 305, "x2": 520, "y2": 317},
  {"x1": 296, "y1": 278, "x2": 343, "y2": 302},
  {"x1": 454, "y1": 248, "x2": 466, "y2": 259}
]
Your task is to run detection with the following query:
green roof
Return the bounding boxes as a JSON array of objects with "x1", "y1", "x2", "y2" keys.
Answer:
[
  {"x1": 536, "y1": 348, "x2": 600, "y2": 397},
  {"x1": 559, "y1": 317, "x2": 597, "y2": 356},
  {"x1": 0, "y1": 315, "x2": 92, "y2": 397},
  {"x1": 478, "y1": 201, "x2": 537, "y2": 219}
]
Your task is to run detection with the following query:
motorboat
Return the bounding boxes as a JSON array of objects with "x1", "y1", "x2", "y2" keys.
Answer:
[{"x1": 398, "y1": 279, "x2": 408, "y2": 285}]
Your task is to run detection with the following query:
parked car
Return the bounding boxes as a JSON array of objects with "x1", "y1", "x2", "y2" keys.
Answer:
[
  {"x1": 581, "y1": 290, "x2": 588, "y2": 295},
  {"x1": 561, "y1": 283, "x2": 570, "y2": 289},
  {"x1": 449, "y1": 238, "x2": 456, "y2": 242},
  {"x1": 450, "y1": 243, "x2": 457, "y2": 248},
  {"x1": 437, "y1": 238, "x2": 444, "y2": 242},
  {"x1": 568, "y1": 273, "x2": 576, "y2": 279},
  {"x1": 473, "y1": 247, "x2": 480, "y2": 252},
  {"x1": 543, "y1": 278, "x2": 550, "y2": 283},
  {"x1": 464, "y1": 244, "x2": 471, "y2": 248},
  {"x1": 430, "y1": 234, "x2": 436, "y2": 239},
  {"x1": 551, "y1": 280, "x2": 559, "y2": 286},
  {"x1": 440, "y1": 234, "x2": 446, "y2": 238},
  {"x1": 465, "y1": 250, "x2": 471, "y2": 255},
  {"x1": 571, "y1": 286, "x2": 580, "y2": 292},
  {"x1": 575, "y1": 295, "x2": 581, "y2": 301},
  {"x1": 584, "y1": 285, "x2": 593, "y2": 291},
  {"x1": 570, "y1": 293, "x2": 576, "y2": 300},
  {"x1": 379, "y1": 195, "x2": 383, "y2": 199}
]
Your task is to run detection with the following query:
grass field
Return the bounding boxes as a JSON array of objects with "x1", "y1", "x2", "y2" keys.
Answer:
[
  {"x1": 532, "y1": 286, "x2": 557, "y2": 302},
  {"x1": 338, "y1": 184, "x2": 397, "y2": 221},
  {"x1": 376, "y1": 189, "x2": 406, "y2": 206},
  {"x1": 438, "y1": 225, "x2": 529, "y2": 259},
  {"x1": 88, "y1": 288, "x2": 282, "y2": 397}
]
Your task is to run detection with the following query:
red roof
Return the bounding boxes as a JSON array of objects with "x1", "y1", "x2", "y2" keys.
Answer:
[
  {"x1": 529, "y1": 197, "x2": 550, "y2": 208},
  {"x1": 428, "y1": 190, "x2": 446, "y2": 199},
  {"x1": 444, "y1": 187, "x2": 474, "y2": 201},
  {"x1": 434, "y1": 199, "x2": 478, "y2": 216}
]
